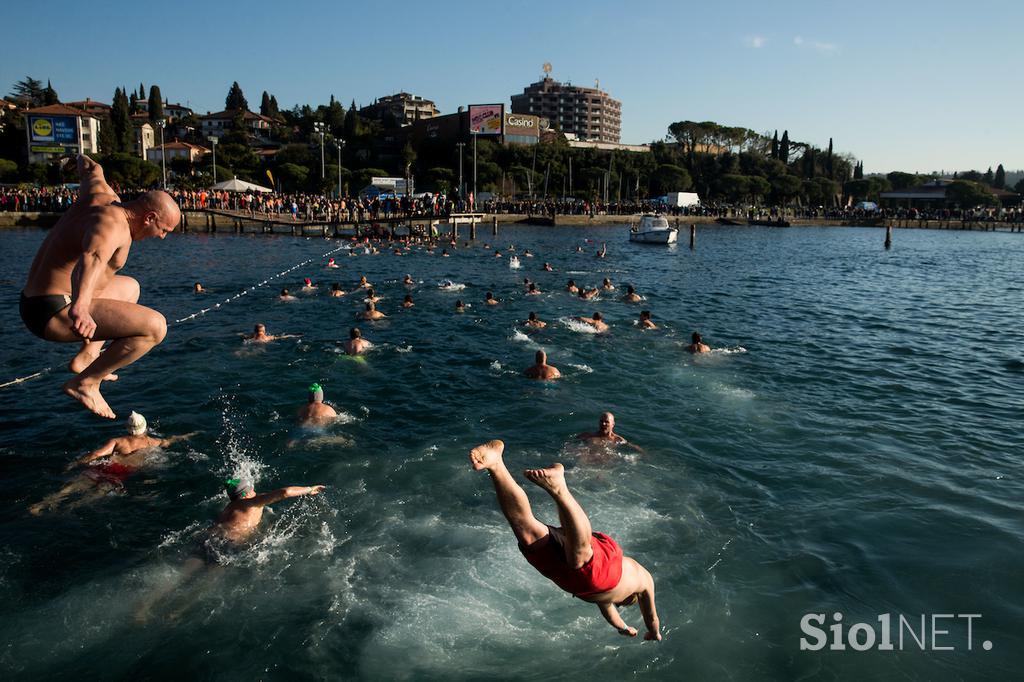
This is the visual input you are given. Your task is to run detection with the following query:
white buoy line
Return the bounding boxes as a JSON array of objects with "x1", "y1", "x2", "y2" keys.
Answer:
[{"x1": 0, "y1": 244, "x2": 348, "y2": 390}]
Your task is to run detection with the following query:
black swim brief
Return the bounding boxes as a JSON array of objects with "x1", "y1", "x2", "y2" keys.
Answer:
[{"x1": 20, "y1": 292, "x2": 71, "y2": 339}]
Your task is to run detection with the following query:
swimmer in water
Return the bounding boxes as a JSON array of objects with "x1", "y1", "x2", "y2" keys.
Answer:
[
  {"x1": 297, "y1": 382, "x2": 338, "y2": 424},
  {"x1": 524, "y1": 249, "x2": 534, "y2": 258},
  {"x1": 579, "y1": 286, "x2": 599, "y2": 300},
  {"x1": 494, "y1": 250, "x2": 503, "y2": 258},
  {"x1": 326, "y1": 258, "x2": 338, "y2": 268},
  {"x1": 330, "y1": 283, "x2": 345, "y2": 298},
  {"x1": 543, "y1": 262, "x2": 553, "y2": 272},
  {"x1": 302, "y1": 277, "x2": 317, "y2": 291},
  {"x1": 193, "y1": 282, "x2": 204, "y2": 293},
  {"x1": 360, "y1": 302, "x2": 387, "y2": 320},
  {"x1": 575, "y1": 245, "x2": 584, "y2": 253},
  {"x1": 566, "y1": 279, "x2": 579, "y2": 294},
  {"x1": 524, "y1": 349, "x2": 561, "y2": 380},
  {"x1": 345, "y1": 327, "x2": 372, "y2": 354},
  {"x1": 469, "y1": 440, "x2": 661, "y2": 640},
  {"x1": 686, "y1": 331, "x2": 711, "y2": 354},
  {"x1": 402, "y1": 294, "x2": 414, "y2": 308},
  {"x1": 29, "y1": 411, "x2": 196, "y2": 515},
  {"x1": 364, "y1": 288, "x2": 381, "y2": 303},
  {"x1": 356, "y1": 275, "x2": 371, "y2": 289},
  {"x1": 602, "y1": 278, "x2": 615, "y2": 291},
  {"x1": 245, "y1": 323, "x2": 275, "y2": 343},
  {"x1": 279, "y1": 288, "x2": 297, "y2": 301},
  {"x1": 442, "y1": 249, "x2": 450, "y2": 257},
  {"x1": 527, "y1": 283, "x2": 542, "y2": 296},
  {"x1": 403, "y1": 274, "x2": 414, "y2": 286},
  {"x1": 638, "y1": 310, "x2": 656, "y2": 330},
  {"x1": 134, "y1": 476, "x2": 327, "y2": 622},
  {"x1": 577, "y1": 412, "x2": 637, "y2": 448},
  {"x1": 597, "y1": 242, "x2": 607, "y2": 258},
  {"x1": 622, "y1": 285, "x2": 641, "y2": 303},
  {"x1": 524, "y1": 312, "x2": 547, "y2": 329},
  {"x1": 485, "y1": 292, "x2": 499, "y2": 306},
  {"x1": 455, "y1": 300, "x2": 466, "y2": 313},
  {"x1": 574, "y1": 312, "x2": 609, "y2": 333}
]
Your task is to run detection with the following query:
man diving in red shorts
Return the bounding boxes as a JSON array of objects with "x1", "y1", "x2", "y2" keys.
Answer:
[{"x1": 469, "y1": 440, "x2": 661, "y2": 640}]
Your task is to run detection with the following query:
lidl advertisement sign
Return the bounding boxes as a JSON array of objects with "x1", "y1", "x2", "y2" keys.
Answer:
[{"x1": 28, "y1": 115, "x2": 78, "y2": 145}]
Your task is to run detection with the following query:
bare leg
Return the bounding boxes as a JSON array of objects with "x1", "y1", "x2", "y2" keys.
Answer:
[
  {"x1": 28, "y1": 477, "x2": 95, "y2": 515},
  {"x1": 68, "y1": 276, "x2": 139, "y2": 381},
  {"x1": 469, "y1": 440, "x2": 548, "y2": 546},
  {"x1": 48, "y1": 296, "x2": 167, "y2": 419},
  {"x1": 524, "y1": 464, "x2": 594, "y2": 568},
  {"x1": 135, "y1": 557, "x2": 207, "y2": 624}
]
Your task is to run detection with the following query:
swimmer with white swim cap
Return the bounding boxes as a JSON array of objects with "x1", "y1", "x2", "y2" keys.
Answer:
[{"x1": 29, "y1": 411, "x2": 196, "y2": 515}]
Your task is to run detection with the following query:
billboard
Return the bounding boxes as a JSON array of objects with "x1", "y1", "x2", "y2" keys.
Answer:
[
  {"x1": 468, "y1": 104, "x2": 503, "y2": 135},
  {"x1": 28, "y1": 115, "x2": 78, "y2": 146}
]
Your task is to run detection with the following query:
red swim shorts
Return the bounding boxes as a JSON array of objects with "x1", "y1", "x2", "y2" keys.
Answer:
[{"x1": 520, "y1": 528, "x2": 623, "y2": 598}]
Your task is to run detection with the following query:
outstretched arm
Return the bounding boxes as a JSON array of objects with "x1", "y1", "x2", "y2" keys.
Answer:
[
  {"x1": 638, "y1": 573, "x2": 661, "y2": 640},
  {"x1": 75, "y1": 438, "x2": 118, "y2": 467},
  {"x1": 597, "y1": 601, "x2": 637, "y2": 637},
  {"x1": 158, "y1": 432, "x2": 199, "y2": 447},
  {"x1": 250, "y1": 485, "x2": 325, "y2": 508}
]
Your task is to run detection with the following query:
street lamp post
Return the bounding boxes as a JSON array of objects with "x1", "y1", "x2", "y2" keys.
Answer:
[
  {"x1": 313, "y1": 122, "x2": 325, "y2": 182},
  {"x1": 455, "y1": 142, "x2": 465, "y2": 203},
  {"x1": 208, "y1": 136, "x2": 218, "y2": 185},
  {"x1": 472, "y1": 132, "x2": 478, "y2": 207},
  {"x1": 157, "y1": 119, "x2": 167, "y2": 189},
  {"x1": 336, "y1": 138, "x2": 344, "y2": 198}
]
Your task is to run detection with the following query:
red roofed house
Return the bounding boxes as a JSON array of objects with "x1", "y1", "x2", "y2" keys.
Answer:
[{"x1": 198, "y1": 109, "x2": 274, "y2": 140}]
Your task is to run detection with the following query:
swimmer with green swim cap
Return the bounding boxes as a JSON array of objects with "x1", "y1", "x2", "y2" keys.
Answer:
[
  {"x1": 213, "y1": 477, "x2": 324, "y2": 542},
  {"x1": 297, "y1": 381, "x2": 338, "y2": 424}
]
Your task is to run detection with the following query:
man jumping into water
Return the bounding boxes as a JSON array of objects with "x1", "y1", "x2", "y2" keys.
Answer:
[
  {"x1": 20, "y1": 155, "x2": 180, "y2": 418},
  {"x1": 469, "y1": 440, "x2": 660, "y2": 639}
]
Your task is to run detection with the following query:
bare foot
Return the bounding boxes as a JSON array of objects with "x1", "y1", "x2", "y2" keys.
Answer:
[
  {"x1": 524, "y1": 463, "x2": 566, "y2": 495},
  {"x1": 28, "y1": 502, "x2": 46, "y2": 516},
  {"x1": 63, "y1": 378, "x2": 116, "y2": 419},
  {"x1": 469, "y1": 439, "x2": 505, "y2": 471}
]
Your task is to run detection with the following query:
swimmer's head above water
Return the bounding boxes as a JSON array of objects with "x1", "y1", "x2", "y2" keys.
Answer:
[
  {"x1": 127, "y1": 411, "x2": 147, "y2": 435},
  {"x1": 308, "y1": 382, "x2": 324, "y2": 403},
  {"x1": 224, "y1": 477, "x2": 254, "y2": 501}
]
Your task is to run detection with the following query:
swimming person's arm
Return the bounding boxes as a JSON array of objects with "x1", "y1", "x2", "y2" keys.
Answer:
[
  {"x1": 597, "y1": 601, "x2": 637, "y2": 637},
  {"x1": 638, "y1": 572, "x2": 662, "y2": 641},
  {"x1": 250, "y1": 485, "x2": 326, "y2": 507},
  {"x1": 74, "y1": 439, "x2": 117, "y2": 467},
  {"x1": 158, "y1": 432, "x2": 199, "y2": 447}
]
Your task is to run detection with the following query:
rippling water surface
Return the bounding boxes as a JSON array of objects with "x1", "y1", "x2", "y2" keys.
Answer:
[{"x1": 0, "y1": 224, "x2": 1021, "y2": 680}]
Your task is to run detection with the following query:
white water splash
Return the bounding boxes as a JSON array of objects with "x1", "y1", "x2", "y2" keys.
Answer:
[{"x1": 559, "y1": 317, "x2": 599, "y2": 334}]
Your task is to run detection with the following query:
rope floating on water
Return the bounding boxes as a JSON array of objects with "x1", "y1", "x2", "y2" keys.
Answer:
[{"x1": 1, "y1": 244, "x2": 348, "y2": 390}]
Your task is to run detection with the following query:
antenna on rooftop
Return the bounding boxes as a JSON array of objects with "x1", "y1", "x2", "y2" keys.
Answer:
[{"x1": 595, "y1": 78, "x2": 600, "y2": 90}]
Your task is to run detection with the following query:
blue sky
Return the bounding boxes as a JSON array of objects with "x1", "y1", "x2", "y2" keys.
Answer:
[{"x1": 3, "y1": 0, "x2": 1020, "y2": 174}]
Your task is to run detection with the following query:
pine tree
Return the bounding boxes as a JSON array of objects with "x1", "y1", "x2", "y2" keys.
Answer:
[
  {"x1": 983, "y1": 166, "x2": 994, "y2": 186},
  {"x1": 993, "y1": 164, "x2": 1005, "y2": 189},
  {"x1": 825, "y1": 138, "x2": 834, "y2": 179},
  {"x1": 8, "y1": 77, "x2": 45, "y2": 107},
  {"x1": 148, "y1": 85, "x2": 164, "y2": 122},
  {"x1": 260, "y1": 91, "x2": 272, "y2": 116},
  {"x1": 770, "y1": 130, "x2": 779, "y2": 160},
  {"x1": 225, "y1": 82, "x2": 248, "y2": 111},
  {"x1": 779, "y1": 130, "x2": 790, "y2": 164}
]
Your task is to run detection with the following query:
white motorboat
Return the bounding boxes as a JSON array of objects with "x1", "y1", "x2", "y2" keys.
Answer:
[{"x1": 629, "y1": 215, "x2": 678, "y2": 244}]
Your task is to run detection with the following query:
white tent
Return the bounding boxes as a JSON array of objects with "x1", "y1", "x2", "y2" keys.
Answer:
[{"x1": 210, "y1": 177, "x2": 273, "y2": 193}]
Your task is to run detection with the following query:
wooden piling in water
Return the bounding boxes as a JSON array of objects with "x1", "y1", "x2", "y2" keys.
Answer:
[
  {"x1": 885, "y1": 224, "x2": 893, "y2": 249},
  {"x1": 470, "y1": 219, "x2": 477, "y2": 240},
  {"x1": 492, "y1": 215, "x2": 498, "y2": 236},
  {"x1": 689, "y1": 224, "x2": 696, "y2": 249}
]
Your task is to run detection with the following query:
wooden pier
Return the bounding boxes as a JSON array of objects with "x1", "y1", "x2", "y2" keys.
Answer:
[{"x1": 180, "y1": 209, "x2": 489, "y2": 240}]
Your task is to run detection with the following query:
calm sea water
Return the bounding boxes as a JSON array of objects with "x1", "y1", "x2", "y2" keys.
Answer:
[{"x1": 0, "y1": 224, "x2": 1021, "y2": 681}]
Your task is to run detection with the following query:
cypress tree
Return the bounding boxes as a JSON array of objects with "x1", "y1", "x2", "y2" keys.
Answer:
[
  {"x1": 139, "y1": 83, "x2": 146, "y2": 100},
  {"x1": 225, "y1": 82, "x2": 248, "y2": 111},
  {"x1": 43, "y1": 79, "x2": 59, "y2": 105},
  {"x1": 148, "y1": 85, "x2": 164, "y2": 122},
  {"x1": 779, "y1": 130, "x2": 790, "y2": 164},
  {"x1": 770, "y1": 130, "x2": 779, "y2": 159},
  {"x1": 260, "y1": 91, "x2": 272, "y2": 116},
  {"x1": 344, "y1": 99, "x2": 361, "y2": 140},
  {"x1": 111, "y1": 87, "x2": 133, "y2": 153},
  {"x1": 993, "y1": 164, "x2": 1005, "y2": 189},
  {"x1": 983, "y1": 166, "x2": 994, "y2": 186},
  {"x1": 825, "y1": 138, "x2": 834, "y2": 179},
  {"x1": 269, "y1": 95, "x2": 279, "y2": 118}
]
